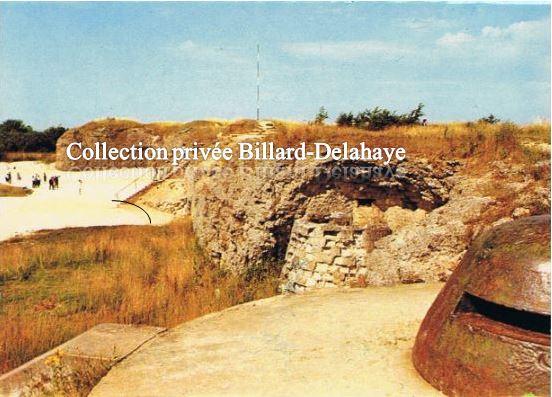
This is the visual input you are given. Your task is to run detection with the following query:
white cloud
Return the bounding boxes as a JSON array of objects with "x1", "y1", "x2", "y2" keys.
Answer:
[
  {"x1": 402, "y1": 17, "x2": 454, "y2": 31},
  {"x1": 282, "y1": 40, "x2": 412, "y2": 60},
  {"x1": 482, "y1": 19, "x2": 549, "y2": 41},
  {"x1": 435, "y1": 19, "x2": 550, "y2": 63},
  {"x1": 172, "y1": 40, "x2": 246, "y2": 64},
  {"x1": 437, "y1": 19, "x2": 549, "y2": 48},
  {"x1": 437, "y1": 32, "x2": 475, "y2": 46}
]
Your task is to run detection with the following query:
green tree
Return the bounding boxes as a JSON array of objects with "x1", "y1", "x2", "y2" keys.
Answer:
[
  {"x1": 0, "y1": 120, "x2": 66, "y2": 152},
  {"x1": 400, "y1": 103, "x2": 425, "y2": 124},
  {"x1": 44, "y1": 126, "x2": 67, "y2": 148},
  {"x1": 478, "y1": 114, "x2": 500, "y2": 124},
  {"x1": 350, "y1": 103, "x2": 425, "y2": 130},
  {"x1": 314, "y1": 106, "x2": 329, "y2": 125},
  {"x1": 0, "y1": 119, "x2": 33, "y2": 134},
  {"x1": 336, "y1": 112, "x2": 354, "y2": 127}
]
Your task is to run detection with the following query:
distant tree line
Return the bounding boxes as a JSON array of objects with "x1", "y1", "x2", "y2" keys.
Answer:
[
  {"x1": 317, "y1": 105, "x2": 502, "y2": 129},
  {"x1": 0, "y1": 119, "x2": 66, "y2": 153},
  {"x1": 335, "y1": 103, "x2": 425, "y2": 130}
]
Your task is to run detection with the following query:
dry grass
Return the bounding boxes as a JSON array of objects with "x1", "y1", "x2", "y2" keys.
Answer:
[
  {"x1": 271, "y1": 121, "x2": 550, "y2": 223},
  {"x1": 0, "y1": 184, "x2": 32, "y2": 197},
  {"x1": 468, "y1": 158, "x2": 551, "y2": 225},
  {"x1": 0, "y1": 219, "x2": 279, "y2": 374},
  {"x1": 1, "y1": 152, "x2": 56, "y2": 163},
  {"x1": 221, "y1": 119, "x2": 259, "y2": 136},
  {"x1": 22, "y1": 351, "x2": 110, "y2": 397},
  {"x1": 271, "y1": 121, "x2": 550, "y2": 172},
  {"x1": 72, "y1": 118, "x2": 225, "y2": 142},
  {"x1": 75, "y1": 118, "x2": 146, "y2": 132},
  {"x1": 61, "y1": 118, "x2": 551, "y2": 170}
]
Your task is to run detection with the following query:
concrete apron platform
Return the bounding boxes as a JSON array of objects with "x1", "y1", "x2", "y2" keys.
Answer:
[
  {"x1": 0, "y1": 323, "x2": 165, "y2": 396},
  {"x1": 91, "y1": 284, "x2": 444, "y2": 397}
]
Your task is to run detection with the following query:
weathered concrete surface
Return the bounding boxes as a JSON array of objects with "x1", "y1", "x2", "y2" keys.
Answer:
[
  {"x1": 0, "y1": 323, "x2": 165, "y2": 396},
  {"x1": 91, "y1": 284, "x2": 444, "y2": 397},
  {"x1": 58, "y1": 323, "x2": 166, "y2": 361}
]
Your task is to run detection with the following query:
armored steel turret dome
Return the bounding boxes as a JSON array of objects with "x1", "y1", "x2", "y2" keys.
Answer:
[{"x1": 413, "y1": 215, "x2": 550, "y2": 396}]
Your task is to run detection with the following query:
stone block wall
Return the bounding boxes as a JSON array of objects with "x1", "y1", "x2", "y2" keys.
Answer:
[{"x1": 281, "y1": 219, "x2": 366, "y2": 292}]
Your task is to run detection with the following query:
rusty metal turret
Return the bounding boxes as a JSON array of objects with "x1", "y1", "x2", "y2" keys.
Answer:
[{"x1": 413, "y1": 215, "x2": 551, "y2": 396}]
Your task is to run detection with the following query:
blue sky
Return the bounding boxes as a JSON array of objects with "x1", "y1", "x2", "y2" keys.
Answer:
[{"x1": 0, "y1": 2, "x2": 549, "y2": 129}]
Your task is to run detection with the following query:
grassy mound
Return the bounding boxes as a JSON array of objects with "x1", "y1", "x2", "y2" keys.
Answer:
[{"x1": 0, "y1": 184, "x2": 32, "y2": 197}]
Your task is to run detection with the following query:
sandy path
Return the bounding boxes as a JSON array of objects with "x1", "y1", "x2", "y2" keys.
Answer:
[
  {"x1": 91, "y1": 283, "x2": 444, "y2": 397},
  {"x1": 0, "y1": 161, "x2": 173, "y2": 241}
]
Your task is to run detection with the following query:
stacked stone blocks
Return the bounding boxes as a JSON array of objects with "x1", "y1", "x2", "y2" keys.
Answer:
[{"x1": 282, "y1": 219, "x2": 366, "y2": 292}]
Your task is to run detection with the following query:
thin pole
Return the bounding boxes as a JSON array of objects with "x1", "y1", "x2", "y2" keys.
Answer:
[{"x1": 256, "y1": 44, "x2": 260, "y2": 121}]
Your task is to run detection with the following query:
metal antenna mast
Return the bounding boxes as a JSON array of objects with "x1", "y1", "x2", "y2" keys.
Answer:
[{"x1": 256, "y1": 44, "x2": 260, "y2": 121}]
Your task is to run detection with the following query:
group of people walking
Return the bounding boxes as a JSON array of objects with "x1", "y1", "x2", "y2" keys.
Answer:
[
  {"x1": 48, "y1": 175, "x2": 60, "y2": 190},
  {"x1": 31, "y1": 173, "x2": 45, "y2": 188},
  {"x1": 31, "y1": 173, "x2": 59, "y2": 190},
  {"x1": 3, "y1": 166, "x2": 21, "y2": 184},
  {"x1": 4, "y1": 166, "x2": 61, "y2": 190}
]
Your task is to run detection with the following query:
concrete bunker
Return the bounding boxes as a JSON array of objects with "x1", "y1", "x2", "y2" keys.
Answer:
[{"x1": 281, "y1": 161, "x2": 451, "y2": 292}]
